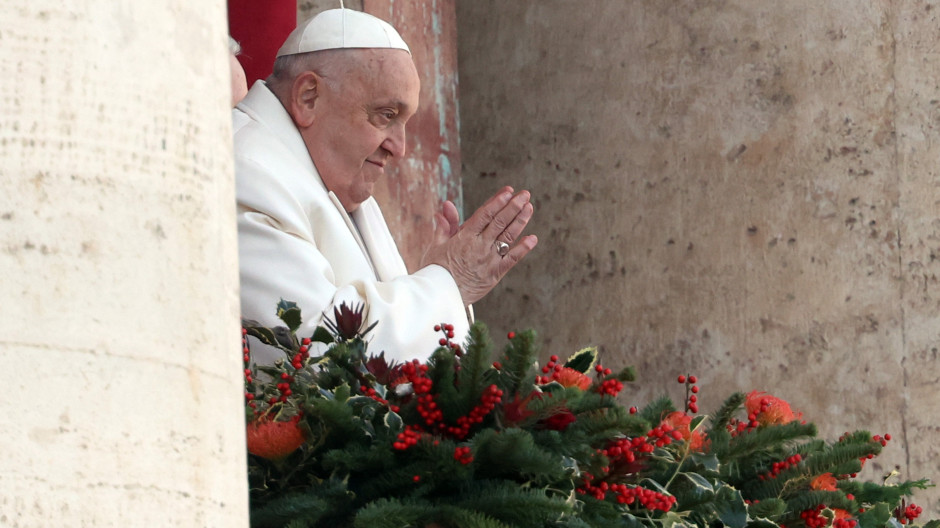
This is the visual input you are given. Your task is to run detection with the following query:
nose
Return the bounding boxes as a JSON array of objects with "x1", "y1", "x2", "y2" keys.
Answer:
[{"x1": 382, "y1": 123, "x2": 407, "y2": 158}]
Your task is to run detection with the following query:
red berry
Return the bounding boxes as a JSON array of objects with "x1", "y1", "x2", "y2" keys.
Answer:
[
  {"x1": 691, "y1": 385, "x2": 699, "y2": 393},
  {"x1": 688, "y1": 375, "x2": 697, "y2": 383},
  {"x1": 507, "y1": 331, "x2": 516, "y2": 339},
  {"x1": 678, "y1": 375, "x2": 686, "y2": 383}
]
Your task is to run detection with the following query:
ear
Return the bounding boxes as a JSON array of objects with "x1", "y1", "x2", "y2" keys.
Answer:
[{"x1": 289, "y1": 71, "x2": 321, "y2": 128}]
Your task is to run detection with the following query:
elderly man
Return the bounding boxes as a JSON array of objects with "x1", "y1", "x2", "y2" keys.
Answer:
[{"x1": 234, "y1": 9, "x2": 536, "y2": 364}]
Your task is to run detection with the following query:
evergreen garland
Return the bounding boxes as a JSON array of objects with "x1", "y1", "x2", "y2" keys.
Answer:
[{"x1": 241, "y1": 301, "x2": 937, "y2": 528}]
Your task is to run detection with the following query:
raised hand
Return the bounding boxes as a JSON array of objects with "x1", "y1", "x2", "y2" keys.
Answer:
[{"x1": 422, "y1": 186, "x2": 538, "y2": 305}]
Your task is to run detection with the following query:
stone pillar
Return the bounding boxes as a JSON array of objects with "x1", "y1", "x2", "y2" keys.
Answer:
[
  {"x1": 457, "y1": 1, "x2": 940, "y2": 510},
  {"x1": 0, "y1": 1, "x2": 247, "y2": 525}
]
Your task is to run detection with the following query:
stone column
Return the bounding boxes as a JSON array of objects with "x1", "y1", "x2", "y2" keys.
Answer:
[
  {"x1": 458, "y1": 0, "x2": 940, "y2": 511},
  {"x1": 0, "y1": 1, "x2": 247, "y2": 525}
]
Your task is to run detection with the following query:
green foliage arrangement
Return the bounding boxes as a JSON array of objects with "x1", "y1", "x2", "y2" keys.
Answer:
[{"x1": 241, "y1": 301, "x2": 935, "y2": 528}]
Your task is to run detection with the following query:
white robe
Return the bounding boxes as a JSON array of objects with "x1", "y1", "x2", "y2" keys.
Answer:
[{"x1": 233, "y1": 81, "x2": 468, "y2": 365}]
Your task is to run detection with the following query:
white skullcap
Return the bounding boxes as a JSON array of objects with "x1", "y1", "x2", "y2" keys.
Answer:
[{"x1": 276, "y1": 8, "x2": 410, "y2": 58}]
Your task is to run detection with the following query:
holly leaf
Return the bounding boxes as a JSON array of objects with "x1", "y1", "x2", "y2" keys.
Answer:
[
  {"x1": 670, "y1": 471, "x2": 715, "y2": 504},
  {"x1": 276, "y1": 299, "x2": 303, "y2": 333},
  {"x1": 690, "y1": 452, "x2": 720, "y2": 472},
  {"x1": 564, "y1": 346, "x2": 597, "y2": 373},
  {"x1": 244, "y1": 325, "x2": 280, "y2": 348},
  {"x1": 308, "y1": 326, "x2": 334, "y2": 345},
  {"x1": 712, "y1": 485, "x2": 747, "y2": 528},
  {"x1": 384, "y1": 411, "x2": 403, "y2": 434},
  {"x1": 747, "y1": 498, "x2": 786, "y2": 519}
]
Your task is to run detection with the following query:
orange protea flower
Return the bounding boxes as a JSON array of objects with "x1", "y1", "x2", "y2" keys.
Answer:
[
  {"x1": 246, "y1": 415, "x2": 307, "y2": 461},
  {"x1": 810, "y1": 472, "x2": 838, "y2": 491},
  {"x1": 832, "y1": 508, "x2": 853, "y2": 521},
  {"x1": 745, "y1": 391, "x2": 802, "y2": 426},
  {"x1": 661, "y1": 411, "x2": 708, "y2": 452},
  {"x1": 553, "y1": 367, "x2": 592, "y2": 390}
]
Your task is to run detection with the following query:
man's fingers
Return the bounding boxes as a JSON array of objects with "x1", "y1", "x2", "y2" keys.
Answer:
[
  {"x1": 442, "y1": 200, "x2": 460, "y2": 237},
  {"x1": 492, "y1": 202, "x2": 533, "y2": 245},
  {"x1": 464, "y1": 187, "x2": 514, "y2": 235},
  {"x1": 482, "y1": 191, "x2": 531, "y2": 242},
  {"x1": 497, "y1": 234, "x2": 538, "y2": 274}
]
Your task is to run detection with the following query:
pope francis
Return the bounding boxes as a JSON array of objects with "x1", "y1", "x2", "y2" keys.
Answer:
[{"x1": 233, "y1": 8, "x2": 537, "y2": 364}]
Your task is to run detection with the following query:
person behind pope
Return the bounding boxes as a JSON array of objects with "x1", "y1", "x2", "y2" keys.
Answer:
[
  {"x1": 233, "y1": 8, "x2": 537, "y2": 365},
  {"x1": 229, "y1": 37, "x2": 248, "y2": 108}
]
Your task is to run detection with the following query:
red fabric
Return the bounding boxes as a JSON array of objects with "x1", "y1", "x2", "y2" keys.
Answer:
[{"x1": 227, "y1": 0, "x2": 297, "y2": 86}]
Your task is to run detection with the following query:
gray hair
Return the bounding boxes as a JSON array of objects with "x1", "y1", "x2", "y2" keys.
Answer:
[
  {"x1": 229, "y1": 37, "x2": 241, "y2": 55},
  {"x1": 266, "y1": 49, "x2": 358, "y2": 100}
]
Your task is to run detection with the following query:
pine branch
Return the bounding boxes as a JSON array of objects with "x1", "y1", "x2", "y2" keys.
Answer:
[
  {"x1": 472, "y1": 428, "x2": 568, "y2": 484},
  {"x1": 451, "y1": 480, "x2": 574, "y2": 525},
  {"x1": 723, "y1": 422, "x2": 817, "y2": 465},
  {"x1": 704, "y1": 392, "x2": 746, "y2": 458},
  {"x1": 496, "y1": 329, "x2": 539, "y2": 396},
  {"x1": 639, "y1": 396, "x2": 676, "y2": 425},
  {"x1": 456, "y1": 324, "x2": 495, "y2": 414},
  {"x1": 250, "y1": 481, "x2": 352, "y2": 528}
]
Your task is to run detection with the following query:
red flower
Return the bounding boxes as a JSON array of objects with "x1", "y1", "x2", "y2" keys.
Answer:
[
  {"x1": 553, "y1": 367, "x2": 592, "y2": 390},
  {"x1": 246, "y1": 415, "x2": 306, "y2": 461},
  {"x1": 325, "y1": 301, "x2": 364, "y2": 340},
  {"x1": 502, "y1": 392, "x2": 538, "y2": 425},
  {"x1": 539, "y1": 409, "x2": 577, "y2": 431},
  {"x1": 745, "y1": 391, "x2": 802, "y2": 426},
  {"x1": 810, "y1": 472, "x2": 837, "y2": 492},
  {"x1": 661, "y1": 411, "x2": 708, "y2": 452},
  {"x1": 365, "y1": 352, "x2": 401, "y2": 386}
]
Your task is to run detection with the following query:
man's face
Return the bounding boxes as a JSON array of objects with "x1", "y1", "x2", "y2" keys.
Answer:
[{"x1": 302, "y1": 49, "x2": 420, "y2": 212}]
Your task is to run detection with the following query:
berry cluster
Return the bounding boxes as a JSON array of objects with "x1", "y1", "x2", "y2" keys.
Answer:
[
  {"x1": 727, "y1": 419, "x2": 753, "y2": 436},
  {"x1": 453, "y1": 446, "x2": 473, "y2": 465},
  {"x1": 270, "y1": 371, "x2": 294, "y2": 404},
  {"x1": 444, "y1": 385, "x2": 503, "y2": 439},
  {"x1": 360, "y1": 385, "x2": 400, "y2": 413},
  {"x1": 289, "y1": 338, "x2": 312, "y2": 369},
  {"x1": 536, "y1": 354, "x2": 564, "y2": 384},
  {"x1": 243, "y1": 328, "x2": 257, "y2": 410},
  {"x1": 799, "y1": 505, "x2": 830, "y2": 528},
  {"x1": 392, "y1": 425, "x2": 422, "y2": 451},
  {"x1": 677, "y1": 374, "x2": 700, "y2": 413},
  {"x1": 757, "y1": 454, "x2": 803, "y2": 481},
  {"x1": 900, "y1": 503, "x2": 923, "y2": 524},
  {"x1": 398, "y1": 358, "x2": 503, "y2": 440},
  {"x1": 833, "y1": 517, "x2": 859, "y2": 528},
  {"x1": 576, "y1": 424, "x2": 686, "y2": 507},
  {"x1": 800, "y1": 505, "x2": 858, "y2": 528},
  {"x1": 594, "y1": 364, "x2": 623, "y2": 397},
  {"x1": 434, "y1": 323, "x2": 462, "y2": 355},
  {"x1": 575, "y1": 475, "x2": 675, "y2": 512}
]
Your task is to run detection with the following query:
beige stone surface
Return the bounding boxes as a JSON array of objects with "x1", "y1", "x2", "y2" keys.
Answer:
[
  {"x1": 458, "y1": 0, "x2": 940, "y2": 511},
  {"x1": 0, "y1": 0, "x2": 247, "y2": 525}
]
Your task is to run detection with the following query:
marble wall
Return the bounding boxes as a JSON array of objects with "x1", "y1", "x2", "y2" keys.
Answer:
[
  {"x1": 457, "y1": 0, "x2": 940, "y2": 510},
  {"x1": 0, "y1": 0, "x2": 247, "y2": 525}
]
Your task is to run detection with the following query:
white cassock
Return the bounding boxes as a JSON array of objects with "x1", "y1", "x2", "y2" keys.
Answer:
[{"x1": 233, "y1": 81, "x2": 469, "y2": 365}]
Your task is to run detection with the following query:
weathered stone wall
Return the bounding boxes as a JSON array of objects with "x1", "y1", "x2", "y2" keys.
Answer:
[
  {"x1": 0, "y1": 1, "x2": 247, "y2": 525},
  {"x1": 457, "y1": 0, "x2": 940, "y2": 509}
]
